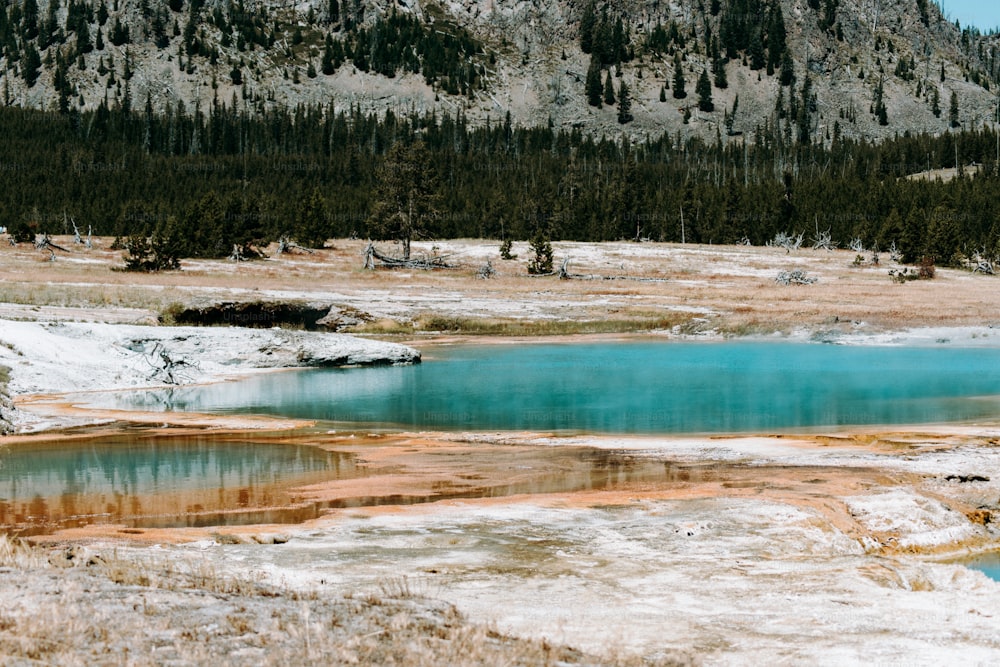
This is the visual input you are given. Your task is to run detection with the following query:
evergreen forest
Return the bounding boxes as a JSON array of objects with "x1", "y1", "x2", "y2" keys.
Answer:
[{"x1": 3, "y1": 101, "x2": 1000, "y2": 267}]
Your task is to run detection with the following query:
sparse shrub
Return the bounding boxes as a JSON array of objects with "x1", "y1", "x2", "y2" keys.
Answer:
[
  {"x1": 9, "y1": 221, "x2": 35, "y2": 244},
  {"x1": 158, "y1": 302, "x2": 185, "y2": 325},
  {"x1": 476, "y1": 259, "x2": 495, "y2": 279},
  {"x1": 917, "y1": 256, "x2": 936, "y2": 279},
  {"x1": 889, "y1": 258, "x2": 935, "y2": 283},
  {"x1": 120, "y1": 233, "x2": 180, "y2": 272}
]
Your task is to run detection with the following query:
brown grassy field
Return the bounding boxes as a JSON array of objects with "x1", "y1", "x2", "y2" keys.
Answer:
[{"x1": 2, "y1": 236, "x2": 998, "y2": 336}]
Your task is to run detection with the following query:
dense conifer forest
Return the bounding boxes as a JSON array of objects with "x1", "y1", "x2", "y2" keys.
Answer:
[
  {"x1": 3, "y1": 101, "x2": 1000, "y2": 267},
  {"x1": 4, "y1": 0, "x2": 1000, "y2": 267}
]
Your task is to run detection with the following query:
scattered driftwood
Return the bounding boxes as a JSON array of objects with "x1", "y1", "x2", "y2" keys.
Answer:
[
  {"x1": 769, "y1": 231, "x2": 804, "y2": 253},
  {"x1": 850, "y1": 241, "x2": 880, "y2": 267},
  {"x1": 35, "y1": 234, "x2": 69, "y2": 255},
  {"x1": 970, "y1": 248, "x2": 996, "y2": 275},
  {"x1": 888, "y1": 241, "x2": 902, "y2": 263},
  {"x1": 476, "y1": 259, "x2": 496, "y2": 279},
  {"x1": 363, "y1": 242, "x2": 455, "y2": 270},
  {"x1": 775, "y1": 270, "x2": 817, "y2": 285},
  {"x1": 69, "y1": 216, "x2": 92, "y2": 248},
  {"x1": 555, "y1": 258, "x2": 668, "y2": 283},
  {"x1": 811, "y1": 229, "x2": 837, "y2": 252},
  {"x1": 276, "y1": 236, "x2": 316, "y2": 255},
  {"x1": 144, "y1": 342, "x2": 194, "y2": 385},
  {"x1": 738, "y1": 236, "x2": 752, "y2": 247},
  {"x1": 229, "y1": 244, "x2": 247, "y2": 262}
]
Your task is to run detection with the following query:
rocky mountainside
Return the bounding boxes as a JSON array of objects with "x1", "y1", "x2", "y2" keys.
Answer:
[{"x1": 1, "y1": 0, "x2": 998, "y2": 142}]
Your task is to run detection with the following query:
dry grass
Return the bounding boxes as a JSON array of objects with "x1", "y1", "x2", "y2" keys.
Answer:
[
  {"x1": 98, "y1": 550, "x2": 273, "y2": 597},
  {"x1": 0, "y1": 538, "x2": 690, "y2": 666},
  {"x1": 2, "y1": 236, "x2": 1000, "y2": 337},
  {"x1": 352, "y1": 313, "x2": 693, "y2": 336},
  {"x1": 0, "y1": 536, "x2": 43, "y2": 569}
]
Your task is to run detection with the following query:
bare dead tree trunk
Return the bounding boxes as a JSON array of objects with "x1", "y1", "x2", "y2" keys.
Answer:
[
  {"x1": 363, "y1": 242, "x2": 376, "y2": 270},
  {"x1": 404, "y1": 197, "x2": 413, "y2": 260}
]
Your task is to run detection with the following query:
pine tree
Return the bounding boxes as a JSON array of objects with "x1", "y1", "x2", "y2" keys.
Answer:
[
  {"x1": 22, "y1": 43, "x2": 42, "y2": 87},
  {"x1": 527, "y1": 232, "x2": 553, "y2": 274},
  {"x1": 594, "y1": 11, "x2": 612, "y2": 65},
  {"x1": 322, "y1": 35, "x2": 336, "y2": 74},
  {"x1": 916, "y1": 0, "x2": 930, "y2": 26},
  {"x1": 579, "y1": 0, "x2": 596, "y2": 54},
  {"x1": 932, "y1": 88, "x2": 941, "y2": 117},
  {"x1": 697, "y1": 69, "x2": 714, "y2": 112},
  {"x1": 110, "y1": 17, "x2": 129, "y2": 46},
  {"x1": 796, "y1": 75, "x2": 817, "y2": 141},
  {"x1": 873, "y1": 76, "x2": 888, "y2": 126},
  {"x1": 949, "y1": 91, "x2": 960, "y2": 128},
  {"x1": 725, "y1": 95, "x2": 739, "y2": 135},
  {"x1": 714, "y1": 57, "x2": 728, "y2": 88},
  {"x1": 749, "y1": 30, "x2": 765, "y2": 70},
  {"x1": 611, "y1": 17, "x2": 627, "y2": 65},
  {"x1": 878, "y1": 207, "x2": 903, "y2": 250},
  {"x1": 77, "y1": 19, "x2": 93, "y2": 54},
  {"x1": 672, "y1": 53, "x2": 686, "y2": 99},
  {"x1": 22, "y1": 0, "x2": 39, "y2": 40},
  {"x1": 368, "y1": 141, "x2": 440, "y2": 260},
  {"x1": 767, "y1": 5, "x2": 787, "y2": 73},
  {"x1": 659, "y1": 86, "x2": 666, "y2": 102},
  {"x1": 779, "y1": 49, "x2": 794, "y2": 86},
  {"x1": 899, "y1": 207, "x2": 924, "y2": 264},
  {"x1": 296, "y1": 187, "x2": 329, "y2": 247},
  {"x1": 585, "y1": 54, "x2": 602, "y2": 107},
  {"x1": 926, "y1": 205, "x2": 960, "y2": 265},
  {"x1": 617, "y1": 79, "x2": 632, "y2": 123},
  {"x1": 603, "y1": 70, "x2": 615, "y2": 105}
]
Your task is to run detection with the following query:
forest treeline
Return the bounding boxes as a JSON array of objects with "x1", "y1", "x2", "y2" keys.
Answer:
[{"x1": 3, "y1": 102, "x2": 1000, "y2": 266}]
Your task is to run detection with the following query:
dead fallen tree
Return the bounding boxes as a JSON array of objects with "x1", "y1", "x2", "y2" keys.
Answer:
[
  {"x1": 276, "y1": 236, "x2": 316, "y2": 255},
  {"x1": 35, "y1": 234, "x2": 69, "y2": 253},
  {"x1": 970, "y1": 248, "x2": 996, "y2": 275},
  {"x1": 811, "y1": 229, "x2": 837, "y2": 252},
  {"x1": 70, "y1": 216, "x2": 93, "y2": 249},
  {"x1": 363, "y1": 242, "x2": 455, "y2": 270},
  {"x1": 143, "y1": 342, "x2": 195, "y2": 385},
  {"x1": 769, "y1": 231, "x2": 804, "y2": 254},
  {"x1": 775, "y1": 270, "x2": 817, "y2": 285},
  {"x1": 555, "y1": 258, "x2": 668, "y2": 283},
  {"x1": 34, "y1": 234, "x2": 70, "y2": 260},
  {"x1": 476, "y1": 259, "x2": 496, "y2": 279}
]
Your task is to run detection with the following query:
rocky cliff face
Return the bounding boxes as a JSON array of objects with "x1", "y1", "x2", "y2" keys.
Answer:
[{"x1": 1, "y1": 0, "x2": 997, "y2": 142}]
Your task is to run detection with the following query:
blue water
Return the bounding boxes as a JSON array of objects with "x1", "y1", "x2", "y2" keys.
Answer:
[
  {"x1": 113, "y1": 342, "x2": 1000, "y2": 434},
  {"x1": 966, "y1": 553, "x2": 1000, "y2": 582},
  {"x1": 0, "y1": 434, "x2": 358, "y2": 530}
]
